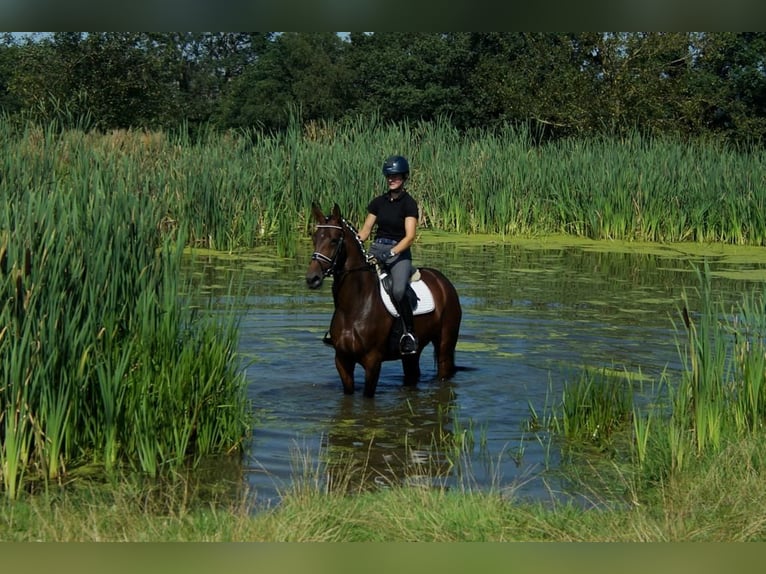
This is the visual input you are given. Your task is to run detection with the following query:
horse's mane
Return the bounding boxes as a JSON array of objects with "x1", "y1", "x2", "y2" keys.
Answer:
[{"x1": 340, "y1": 217, "x2": 369, "y2": 260}]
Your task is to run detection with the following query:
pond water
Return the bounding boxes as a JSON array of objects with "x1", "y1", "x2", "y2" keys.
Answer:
[{"x1": 182, "y1": 236, "x2": 766, "y2": 509}]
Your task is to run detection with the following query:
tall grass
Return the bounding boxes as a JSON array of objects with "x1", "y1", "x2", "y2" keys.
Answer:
[
  {"x1": 637, "y1": 262, "x2": 766, "y2": 478},
  {"x1": 541, "y1": 263, "x2": 766, "y2": 497},
  {"x1": 0, "y1": 121, "x2": 251, "y2": 498},
  {"x1": 555, "y1": 367, "x2": 635, "y2": 445},
  {"x1": 6, "y1": 116, "x2": 764, "y2": 259}
]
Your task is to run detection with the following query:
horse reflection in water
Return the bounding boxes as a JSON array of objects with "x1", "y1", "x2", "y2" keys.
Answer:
[
  {"x1": 321, "y1": 381, "x2": 461, "y2": 493},
  {"x1": 305, "y1": 203, "x2": 462, "y2": 398}
]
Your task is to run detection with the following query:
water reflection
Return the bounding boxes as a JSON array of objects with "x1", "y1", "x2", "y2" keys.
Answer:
[
  {"x1": 321, "y1": 380, "x2": 458, "y2": 492},
  {"x1": 180, "y1": 239, "x2": 766, "y2": 508}
]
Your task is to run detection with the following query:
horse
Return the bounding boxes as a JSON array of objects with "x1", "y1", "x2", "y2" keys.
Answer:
[{"x1": 305, "y1": 202, "x2": 462, "y2": 398}]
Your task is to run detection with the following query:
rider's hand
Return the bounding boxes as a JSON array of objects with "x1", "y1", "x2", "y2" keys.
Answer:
[
  {"x1": 370, "y1": 244, "x2": 397, "y2": 265},
  {"x1": 375, "y1": 249, "x2": 396, "y2": 264}
]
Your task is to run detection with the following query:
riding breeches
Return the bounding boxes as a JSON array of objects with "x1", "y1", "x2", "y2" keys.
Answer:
[{"x1": 387, "y1": 252, "x2": 412, "y2": 303}]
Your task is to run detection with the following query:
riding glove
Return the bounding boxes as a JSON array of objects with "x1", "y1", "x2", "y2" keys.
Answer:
[{"x1": 369, "y1": 242, "x2": 398, "y2": 265}]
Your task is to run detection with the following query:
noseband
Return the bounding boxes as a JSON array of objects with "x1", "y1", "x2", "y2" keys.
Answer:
[{"x1": 311, "y1": 223, "x2": 345, "y2": 277}]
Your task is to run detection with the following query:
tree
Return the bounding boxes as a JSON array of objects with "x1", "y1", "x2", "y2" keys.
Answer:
[
  {"x1": 475, "y1": 33, "x2": 603, "y2": 137},
  {"x1": 76, "y1": 33, "x2": 179, "y2": 130},
  {"x1": 0, "y1": 34, "x2": 23, "y2": 115},
  {"x1": 0, "y1": 31, "x2": 764, "y2": 145},
  {"x1": 9, "y1": 33, "x2": 181, "y2": 130},
  {"x1": 217, "y1": 32, "x2": 350, "y2": 131},
  {"x1": 585, "y1": 33, "x2": 697, "y2": 137},
  {"x1": 155, "y1": 32, "x2": 274, "y2": 130},
  {"x1": 691, "y1": 32, "x2": 766, "y2": 144},
  {"x1": 343, "y1": 32, "x2": 474, "y2": 127}
]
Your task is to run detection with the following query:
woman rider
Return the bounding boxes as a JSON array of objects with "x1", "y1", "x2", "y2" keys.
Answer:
[{"x1": 357, "y1": 155, "x2": 419, "y2": 355}]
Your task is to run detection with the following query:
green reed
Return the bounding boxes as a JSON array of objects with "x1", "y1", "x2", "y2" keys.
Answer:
[
  {"x1": 629, "y1": 264, "x2": 753, "y2": 479},
  {"x1": 0, "y1": 122, "x2": 251, "y2": 497},
  {"x1": 667, "y1": 265, "x2": 727, "y2": 459},
  {"x1": 302, "y1": 121, "x2": 743, "y2": 247},
  {"x1": 565, "y1": 265, "x2": 766, "y2": 493},
  {"x1": 631, "y1": 404, "x2": 653, "y2": 468},
  {"x1": 553, "y1": 367, "x2": 635, "y2": 447},
  {"x1": 6, "y1": 116, "x2": 763, "y2": 257},
  {"x1": 527, "y1": 261, "x2": 766, "y2": 496}
]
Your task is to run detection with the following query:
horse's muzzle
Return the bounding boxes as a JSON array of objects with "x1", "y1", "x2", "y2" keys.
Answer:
[{"x1": 306, "y1": 272, "x2": 323, "y2": 289}]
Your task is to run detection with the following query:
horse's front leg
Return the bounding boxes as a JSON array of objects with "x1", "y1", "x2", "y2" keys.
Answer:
[{"x1": 335, "y1": 353, "x2": 356, "y2": 394}]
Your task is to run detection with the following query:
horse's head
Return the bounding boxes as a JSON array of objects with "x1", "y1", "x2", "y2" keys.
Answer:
[{"x1": 306, "y1": 202, "x2": 347, "y2": 289}]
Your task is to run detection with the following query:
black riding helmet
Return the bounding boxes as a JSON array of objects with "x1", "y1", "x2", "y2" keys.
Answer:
[{"x1": 382, "y1": 155, "x2": 410, "y2": 179}]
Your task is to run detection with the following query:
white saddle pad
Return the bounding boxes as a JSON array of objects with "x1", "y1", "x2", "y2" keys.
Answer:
[{"x1": 379, "y1": 273, "x2": 435, "y2": 317}]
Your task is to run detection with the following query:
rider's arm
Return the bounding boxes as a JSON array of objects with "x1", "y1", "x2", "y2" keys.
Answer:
[
  {"x1": 357, "y1": 213, "x2": 377, "y2": 242},
  {"x1": 392, "y1": 216, "x2": 417, "y2": 255}
]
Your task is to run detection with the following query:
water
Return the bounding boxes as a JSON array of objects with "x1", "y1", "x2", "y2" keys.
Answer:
[{"x1": 182, "y1": 238, "x2": 766, "y2": 508}]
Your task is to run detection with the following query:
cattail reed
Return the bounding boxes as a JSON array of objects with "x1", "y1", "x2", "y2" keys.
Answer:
[{"x1": 0, "y1": 120, "x2": 250, "y2": 498}]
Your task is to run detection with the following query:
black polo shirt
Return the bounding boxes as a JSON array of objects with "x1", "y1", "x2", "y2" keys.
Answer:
[{"x1": 367, "y1": 191, "x2": 419, "y2": 242}]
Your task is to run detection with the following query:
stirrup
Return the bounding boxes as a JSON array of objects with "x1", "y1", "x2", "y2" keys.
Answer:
[{"x1": 399, "y1": 332, "x2": 418, "y2": 355}]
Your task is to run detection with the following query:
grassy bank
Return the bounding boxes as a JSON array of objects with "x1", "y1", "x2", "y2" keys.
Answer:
[{"x1": 2, "y1": 431, "x2": 766, "y2": 541}]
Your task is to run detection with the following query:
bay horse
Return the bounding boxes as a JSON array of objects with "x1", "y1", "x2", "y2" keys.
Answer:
[{"x1": 305, "y1": 203, "x2": 462, "y2": 398}]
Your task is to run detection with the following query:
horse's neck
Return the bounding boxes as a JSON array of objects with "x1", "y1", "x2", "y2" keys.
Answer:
[
  {"x1": 332, "y1": 237, "x2": 376, "y2": 306},
  {"x1": 339, "y1": 222, "x2": 367, "y2": 272},
  {"x1": 343, "y1": 238, "x2": 367, "y2": 270}
]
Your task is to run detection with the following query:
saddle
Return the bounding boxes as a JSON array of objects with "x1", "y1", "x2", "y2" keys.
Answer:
[{"x1": 378, "y1": 269, "x2": 435, "y2": 317}]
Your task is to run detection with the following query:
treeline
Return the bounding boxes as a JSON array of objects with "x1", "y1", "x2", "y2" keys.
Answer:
[{"x1": 1, "y1": 32, "x2": 765, "y2": 145}]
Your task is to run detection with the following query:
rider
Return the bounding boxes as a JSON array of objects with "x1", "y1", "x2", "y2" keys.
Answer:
[{"x1": 357, "y1": 155, "x2": 419, "y2": 355}]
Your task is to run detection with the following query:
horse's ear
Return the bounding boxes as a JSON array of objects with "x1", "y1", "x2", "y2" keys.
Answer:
[
  {"x1": 332, "y1": 203, "x2": 342, "y2": 219},
  {"x1": 311, "y1": 202, "x2": 325, "y2": 223}
]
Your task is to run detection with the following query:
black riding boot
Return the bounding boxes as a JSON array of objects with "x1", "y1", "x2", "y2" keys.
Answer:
[{"x1": 398, "y1": 297, "x2": 418, "y2": 355}]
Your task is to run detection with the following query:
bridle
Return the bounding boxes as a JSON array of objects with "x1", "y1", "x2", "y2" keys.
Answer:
[
  {"x1": 311, "y1": 219, "x2": 370, "y2": 278},
  {"x1": 311, "y1": 223, "x2": 345, "y2": 278}
]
